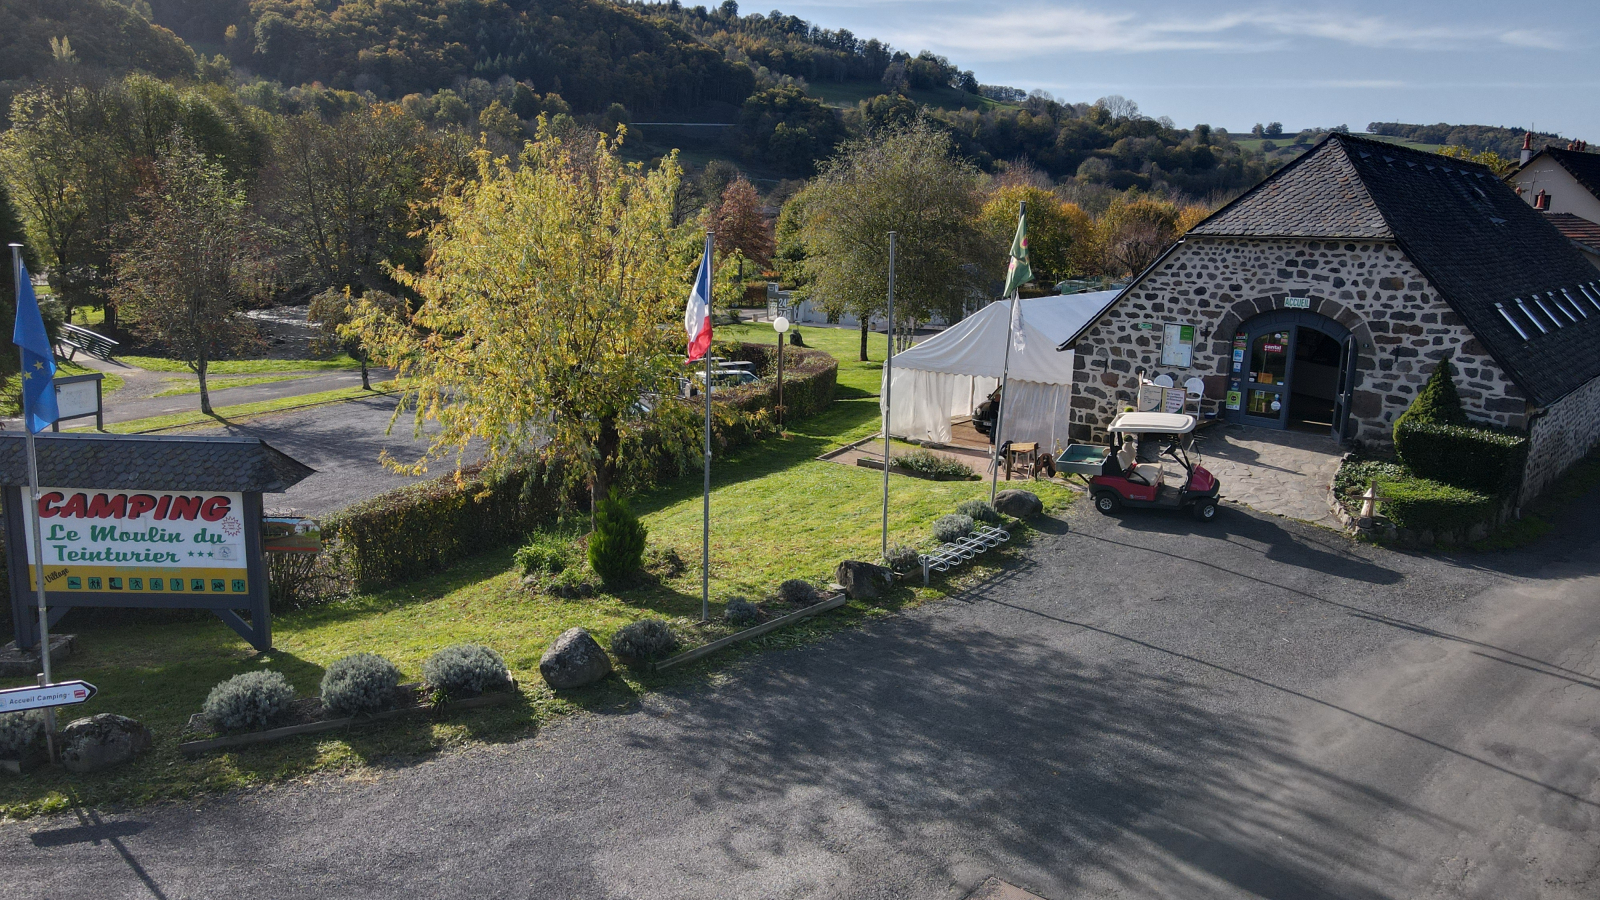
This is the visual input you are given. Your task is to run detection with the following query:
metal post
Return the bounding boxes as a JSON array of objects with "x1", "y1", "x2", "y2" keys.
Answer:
[
  {"x1": 882, "y1": 232, "x2": 896, "y2": 563},
  {"x1": 14, "y1": 243, "x2": 57, "y2": 762},
  {"x1": 989, "y1": 202, "x2": 1023, "y2": 505},
  {"x1": 701, "y1": 231, "x2": 714, "y2": 623},
  {"x1": 775, "y1": 326, "x2": 784, "y2": 430}
]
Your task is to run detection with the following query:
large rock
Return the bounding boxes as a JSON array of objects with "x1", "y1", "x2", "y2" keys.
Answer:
[
  {"x1": 539, "y1": 628, "x2": 613, "y2": 690},
  {"x1": 835, "y1": 560, "x2": 893, "y2": 601},
  {"x1": 993, "y1": 489, "x2": 1043, "y2": 518},
  {"x1": 59, "y1": 714, "x2": 152, "y2": 774}
]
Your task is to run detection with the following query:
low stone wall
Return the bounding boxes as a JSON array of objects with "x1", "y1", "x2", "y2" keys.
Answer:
[{"x1": 1522, "y1": 372, "x2": 1600, "y2": 506}]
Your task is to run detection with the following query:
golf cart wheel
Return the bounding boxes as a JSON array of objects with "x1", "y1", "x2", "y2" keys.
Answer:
[
  {"x1": 1193, "y1": 500, "x2": 1218, "y2": 522},
  {"x1": 1094, "y1": 492, "x2": 1121, "y2": 515}
]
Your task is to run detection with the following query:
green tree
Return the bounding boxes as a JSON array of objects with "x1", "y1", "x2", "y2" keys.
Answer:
[
  {"x1": 308, "y1": 286, "x2": 402, "y2": 390},
  {"x1": 110, "y1": 139, "x2": 263, "y2": 414},
  {"x1": 1396, "y1": 351, "x2": 1468, "y2": 432},
  {"x1": 978, "y1": 184, "x2": 1092, "y2": 286},
  {"x1": 797, "y1": 117, "x2": 985, "y2": 360},
  {"x1": 588, "y1": 489, "x2": 647, "y2": 584},
  {"x1": 354, "y1": 123, "x2": 687, "y2": 499}
]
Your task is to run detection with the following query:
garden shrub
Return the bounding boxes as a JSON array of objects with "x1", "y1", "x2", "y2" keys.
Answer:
[
  {"x1": 1395, "y1": 352, "x2": 1468, "y2": 429},
  {"x1": 514, "y1": 537, "x2": 571, "y2": 576},
  {"x1": 589, "y1": 490, "x2": 648, "y2": 585},
  {"x1": 0, "y1": 709, "x2": 45, "y2": 759},
  {"x1": 884, "y1": 543, "x2": 922, "y2": 574},
  {"x1": 540, "y1": 566, "x2": 596, "y2": 598},
  {"x1": 723, "y1": 597, "x2": 760, "y2": 627},
  {"x1": 203, "y1": 671, "x2": 297, "y2": 732},
  {"x1": 611, "y1": 618, "x2": 680, "y2": 663},
  {"x1": 932, "y1": 513, "x2": 976, "y2": 543},
  {"x1": 956, "y1": 499, "x2": 1002, "y2": 525},
  {"x1": 897, "y1": 449, "x2": 976, "y2": 479},
  {"x1": 320, "y1": 652, "x2": 402, "y2": 717},
  {"x1": 776, "y1": 578, "x2": 819, "y2": 605},
  {"x1": 1375, "y1": 476, "x2": 1498, "y2": 534},
  {"x1": 423, "y1": 644, "x2": 509, "y2": 696},
  {"x1": 1394, "y1": 421, "x2": 1528, "y2": 495}
]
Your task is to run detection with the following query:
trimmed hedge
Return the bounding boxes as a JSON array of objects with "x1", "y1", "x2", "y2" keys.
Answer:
[
  {"x1": 1374, "y1": 476, "x2": 1498, "y2": 534},
  {"x1": 324, "y1": 457, "x2": 570, "y2": 590},
  {"x1": 1394, "y1": 420, "x2": 1528, "y2": 495},
  {"x1": 718, "y1": 343, "x2": 838, "y2": 421}
]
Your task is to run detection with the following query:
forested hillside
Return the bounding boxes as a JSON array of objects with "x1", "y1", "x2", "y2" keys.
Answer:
[{"x1": 1367, "y1": 122, "x2": 1565, "y2": 159}]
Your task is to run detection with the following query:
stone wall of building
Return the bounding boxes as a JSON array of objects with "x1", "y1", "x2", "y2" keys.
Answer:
[
  {"x1": 1521, "y1": 373, "x2": 1600, "y2": 504},
  {"x1": 1068, "y1": 236, "x2": 1527, "y2": 444}
]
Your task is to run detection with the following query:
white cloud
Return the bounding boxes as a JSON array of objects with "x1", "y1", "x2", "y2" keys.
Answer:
[{"x1": 893, "y1": 5, "x2": 1567, "y2": 57}]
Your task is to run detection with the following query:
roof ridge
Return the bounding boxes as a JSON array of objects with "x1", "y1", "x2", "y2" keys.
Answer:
[{"x1": 1189, "y1": 136, "x2": 1393, "y2": 240}]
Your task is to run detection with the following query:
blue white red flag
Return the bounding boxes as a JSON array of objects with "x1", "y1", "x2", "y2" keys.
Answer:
[{"x1": 684, "y1": 243, "x2": 712, "y2": 362}]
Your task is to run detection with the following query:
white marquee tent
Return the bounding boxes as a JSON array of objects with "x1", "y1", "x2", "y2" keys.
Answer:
[{"x1": 881, "y1": 291, "x2": 1120, "y2": 449}]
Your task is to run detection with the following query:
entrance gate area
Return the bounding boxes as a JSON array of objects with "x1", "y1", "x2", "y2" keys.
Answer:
[{"x1": 1228, "y1": 309, "x2": 1357, "y2": 438}]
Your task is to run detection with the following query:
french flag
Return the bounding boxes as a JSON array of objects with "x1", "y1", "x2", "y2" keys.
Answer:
[{"x1": 684, "y1": 242, "x2": 713, "y2": 362}]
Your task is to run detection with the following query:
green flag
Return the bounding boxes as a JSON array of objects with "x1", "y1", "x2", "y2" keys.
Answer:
[{"x1": 1002, "y1": 206, "x2": 1031, "y2": 297}]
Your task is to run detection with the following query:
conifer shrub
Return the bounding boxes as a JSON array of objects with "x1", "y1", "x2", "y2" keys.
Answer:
[
  {"x1": 423, "y1": 644, "x2": 510, "y2": 696},
  {"x1": 611, "y1": 618, "x2": 680, "y2": 663},
  {"x1": 320, "y1": 653, "x2": 402, "y2": 717},
  {"x1": 588, "y1": 489, "x2": 647, "y2": 585},
  {"x1": 0, "y1": 710, "x2": 45, "y2": 759},
  {"x1": 203, "y1": 671, "x2": 297, "y2": 732},
  {"x1": 1395, "y1": 352, "x2": 1468, "y2": 429}
]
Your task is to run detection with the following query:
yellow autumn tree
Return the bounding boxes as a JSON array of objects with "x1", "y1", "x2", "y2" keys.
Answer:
[
  {"x1": 353, "y1": 123, "x2": 686, "y2": 497},
  {"x1": 978, "y1": 184, "x2": 1094, "y2": 286}
]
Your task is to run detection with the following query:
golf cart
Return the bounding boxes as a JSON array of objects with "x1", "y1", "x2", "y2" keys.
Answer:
[{"x1": 1056, "y1": 412, "x2": 1221, "y2": 521}]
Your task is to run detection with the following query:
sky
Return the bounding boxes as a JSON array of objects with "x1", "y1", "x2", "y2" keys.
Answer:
[{"x1": 764, "y1": 0, "x2": 1600, "y2": 138}]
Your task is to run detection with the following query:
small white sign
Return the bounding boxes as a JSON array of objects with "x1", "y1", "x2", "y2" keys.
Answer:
[
  {"x1": 0, "y1": 680, "x2": 98, "y2": 713},
  {"x1": 55, "y1": 380, "x2": 99, "y2": 420},
  {"x1": 1284, "y1": 297, "x2": 1311, "y2": 309}
]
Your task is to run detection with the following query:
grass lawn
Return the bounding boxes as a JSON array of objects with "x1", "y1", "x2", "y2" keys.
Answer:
[
  {"x1": 0, "y1": 361, "x2": 124, "y2": 417},
  {"x1": 119, "y1": 355, "x2": 362, "y2": 375},
  {"x1": 85, "y1": 382, "x2": 398, "y2": 434},
  {"x1": 1, "y1": 332, "x2": 1073, "y2": 819},
  {"x1": 151, "y1": 373, "x2": 316, "y2": 398}
]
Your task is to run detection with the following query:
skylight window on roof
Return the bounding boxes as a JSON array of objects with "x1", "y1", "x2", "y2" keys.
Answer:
[
  {"x1": 1517, "y1": 298, "x2": 1550, "y2": 333},
  {"x1": 1581, "y1": 283, "x2": 1600, "y2": 312},
  {"x1": 1496, "y1": 303, "x2": 1531, "y2": 340},
  {"x1": 1548, "y1": 291, "x2": 1580, "y2": 323},
  {"x1": 1535, "y1": 296, "x2": 1566, "y2": 327},
  {"x1": 1561, "y1": 288, "x2": 1587, "y2": 320}
]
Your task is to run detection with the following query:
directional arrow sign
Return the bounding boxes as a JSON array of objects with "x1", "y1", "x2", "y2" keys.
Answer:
[{"x1": 0, "y1": 680, "x2": 98, "y2": 713}]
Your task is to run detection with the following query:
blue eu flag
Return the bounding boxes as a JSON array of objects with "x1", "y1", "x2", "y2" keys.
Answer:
[{"x1": 12, "y1": 262, "x2": 58, "y2": 434}]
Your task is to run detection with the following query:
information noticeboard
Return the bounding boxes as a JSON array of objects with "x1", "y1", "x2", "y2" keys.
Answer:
[
  {"x1": 1137, "y1": 384, "x2": 1189, "y2": 413},
  {"x1": 22, "y1": 489, "x2": 250, "y2": 596},
  {"x1": 1160, "y1": 323, "x2": 1196, "y2": 368}
]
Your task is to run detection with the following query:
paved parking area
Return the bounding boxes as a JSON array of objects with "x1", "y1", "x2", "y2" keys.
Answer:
[{"x1": 1196, "y1": 424, "x2": 1345, "y2": 528}]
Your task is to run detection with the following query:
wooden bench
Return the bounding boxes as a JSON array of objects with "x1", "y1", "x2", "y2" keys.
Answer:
[{"x1": 56, "y1": 323, "x2": 119, "y2": 361}]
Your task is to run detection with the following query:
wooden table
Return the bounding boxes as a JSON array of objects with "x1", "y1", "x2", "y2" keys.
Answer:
[{"x1": 1004, "y1": 441, "x2": 1038, "y2": 480}]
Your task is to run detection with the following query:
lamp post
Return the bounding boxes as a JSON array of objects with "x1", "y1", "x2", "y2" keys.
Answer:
[{"x1": 773, "y1": 315, "x2": 790, "y2": 430}]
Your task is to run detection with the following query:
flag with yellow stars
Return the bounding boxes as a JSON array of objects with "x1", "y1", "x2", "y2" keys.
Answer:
[{"x1": 12, "y1": 261, "x2": 57, "y2": 433}]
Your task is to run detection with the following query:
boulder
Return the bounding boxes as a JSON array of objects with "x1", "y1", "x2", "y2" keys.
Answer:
[
  {"x1": 835, "y1": 560, "x2": 893, "y2": 601},
  {"x1": 539, "y1": 628, "x2": 613, "y2": 690},
  {"x1": 993, "y1": 489, "x2": 1043, "y2": 518},
  {"x1": 59, "y1": 714, "x2": 152, "y2": 774}
]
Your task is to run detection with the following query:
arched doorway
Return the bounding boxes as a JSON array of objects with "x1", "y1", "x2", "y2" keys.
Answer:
[{"x1": 1227, "y1": 309, "x2": 1357, "y2": 438}]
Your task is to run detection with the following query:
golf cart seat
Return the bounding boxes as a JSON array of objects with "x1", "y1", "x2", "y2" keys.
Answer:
[{"x1": 1116, "y1": 444, "x2": 1164, "y2": 487}]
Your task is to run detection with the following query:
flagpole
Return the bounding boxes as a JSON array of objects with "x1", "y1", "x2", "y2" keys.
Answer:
[
  {"x1": 12, "y1": 243, "x2": 56, "y2": 762},
  {"x1": 989, "y1": 202, "x2": 1024, "y2": 505},
  {"x1": 881, "y1": 232, "x2": 895, "y2": 563},
  {"x1": 701, "y1": 231, "x2": 714, "y2": 623}
]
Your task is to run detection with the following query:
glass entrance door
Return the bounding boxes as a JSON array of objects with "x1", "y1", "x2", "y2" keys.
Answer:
[{"x1": 1243, "y1": 329, "x2": 1292, "y2": 426}]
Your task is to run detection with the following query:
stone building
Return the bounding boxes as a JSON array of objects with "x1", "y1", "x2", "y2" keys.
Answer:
[{"x1": 1057, "y1": 132, "x2": 1600, "y2": 502}]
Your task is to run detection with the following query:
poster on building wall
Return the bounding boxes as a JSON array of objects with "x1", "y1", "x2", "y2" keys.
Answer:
[
  {"x1": 1226, "y1": 390, "x2": 1242, "y2": 410},
  {"x1": 1160, "y1": 323, "x2": 1196, "y2": 367},
  {"x1": 22, "y1": 489, "x2": 249, "y2": 595}
]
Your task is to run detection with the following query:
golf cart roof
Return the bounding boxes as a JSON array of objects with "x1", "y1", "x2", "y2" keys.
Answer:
[{"x1": 1107, "y1": 412, "x2": 1197, "y2": 435}]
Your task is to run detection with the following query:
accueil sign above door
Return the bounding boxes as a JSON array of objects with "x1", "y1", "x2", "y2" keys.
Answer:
[{"x1": 22, "y1": 489, "x2": 249, "y2": 595}]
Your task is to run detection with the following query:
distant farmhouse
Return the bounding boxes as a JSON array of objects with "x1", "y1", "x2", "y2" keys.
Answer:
[
  {"x1": 1059, "y1": 132, "x2": 1600, "y2": 503},
  {"x1": 1506, "y1": 142, "x2": 1600, "y2": 270}
]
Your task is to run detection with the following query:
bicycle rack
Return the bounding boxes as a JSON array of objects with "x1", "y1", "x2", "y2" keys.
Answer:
[{"x1": 918, "y1": 525, "x2": 1010, "y2": 585}]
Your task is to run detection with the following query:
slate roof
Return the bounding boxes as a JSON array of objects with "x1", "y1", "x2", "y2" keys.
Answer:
[
  {"x1": 1184, "y1": 133, "x2": 1600, "y2": 407},
  {"x1": 1528, "y1": 146, "x2": 1600, "y2": 199},
  {"x1": 0, "y1": 433, "x2": 315, "y2": 492},
  {"x1": 1545, "y1": 212, "x2": 1600, "y2": 254}
]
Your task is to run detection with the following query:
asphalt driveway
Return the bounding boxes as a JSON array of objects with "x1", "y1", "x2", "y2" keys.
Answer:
[{"x1": 5, "y1": 490, "x2": 1599, "y2": 899}]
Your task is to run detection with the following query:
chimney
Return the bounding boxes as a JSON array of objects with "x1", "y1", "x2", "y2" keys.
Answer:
[
  {"x1": 1533, "y1": 189, "x2": 1550, "y2": 211},
  {"x1": 1521, "y1": 131, "x2": 1534, "y2": 166}
]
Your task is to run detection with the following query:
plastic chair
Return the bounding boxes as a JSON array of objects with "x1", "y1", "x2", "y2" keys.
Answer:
[{"x1": 1153, "y1": 373, "x2": 1174, "y2": 387}]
